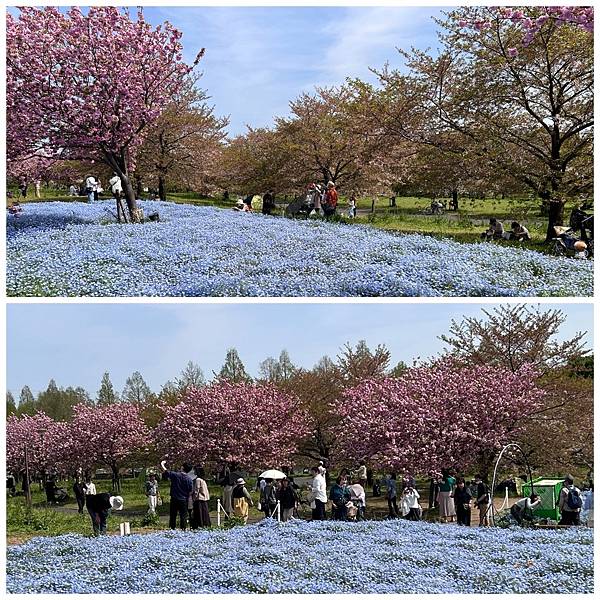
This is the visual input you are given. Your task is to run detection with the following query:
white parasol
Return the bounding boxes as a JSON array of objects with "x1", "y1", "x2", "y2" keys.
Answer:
[{"x1": 259, "y1": 469, "x2": 287, "y2": 480}]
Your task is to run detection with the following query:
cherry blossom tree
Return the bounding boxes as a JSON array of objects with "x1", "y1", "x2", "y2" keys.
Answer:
[
  {"x1": 6, "y1": 413, "x2": 69, "y2": 477},
  {"x1": 68, "y1": 403, "x2": 150, "y2": 490},
  {"x1": 153, "y1": 382, "x2": 310, "y2": 469},
  {"x1": 7, "y1": 6, "x2": 201, "y2": 219},
  {"x1": 334, "y1": 360, "x2": 545, "y2": 478},
  {"x1": 462, "y1": 6, "x2": 594, "y2": 48}
]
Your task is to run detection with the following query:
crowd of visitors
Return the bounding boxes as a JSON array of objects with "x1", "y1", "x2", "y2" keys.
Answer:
[{"x1": 14, "y1": 461, "x2": 591, "y2": 536}]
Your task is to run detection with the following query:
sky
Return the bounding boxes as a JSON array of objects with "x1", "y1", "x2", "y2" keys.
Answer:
[
  {"x1": 147, "y1": 6, "x2": 445, "y2": 135},
  {"x1": 6, "y1": 302, "x2": 593, "y2": 398},
  {"x1": 7, "y1": 6, "x2": 445, "y2": 136}
]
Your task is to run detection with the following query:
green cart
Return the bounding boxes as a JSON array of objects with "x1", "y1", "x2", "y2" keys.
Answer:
[{"x1": 522, "y1": 477, "x2": 563, "y2": 521}]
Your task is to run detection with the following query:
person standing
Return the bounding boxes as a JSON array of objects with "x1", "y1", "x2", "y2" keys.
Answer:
[
  {"x1": 84, "y1": 475, "x2": 96, "y2": 496},
  {"x1": 232, "y1": 477, "x2": 254, "y2": 524},
  {"x1": 386, "y1": 474, "x2": 399, "y2": 518},
  {"x1": 310, "y1": 466, "x2": 327, "y2": 520},
  {"x1": 261, "y1": 478, "x2": 278, "y2": 519},
  {"x1": 160, "y1": 460, "x2": 193, "y2": 530},
  {"x1": 73, "y1": 475, "x2": 86, "y2": 514},
  {"x1": 220, "y1": 466, "x2": 234, "y2": 516},
  {"x1": 86, "y1": 492, "x2": 123, "y2": 536},
  {"x1": 453, "y1": 478, "x2": 472, "y2": 526},
  {"x1": 323, "y1": 181, "x2": 338, "y2": 217},
  {"x1": 401, "y1": 485, "x2": 422, "y2": 521},
  {"x1": 558, "y1": 475, "x2": 583, "y2": 526},
  {"x1": 475, "y1": 475, "x2": 491, "y2": 527},
  {"x1": 262, "y1": 190, "x2": 275, "y2": 215},
  {"x1": 85, "y1": 175, "x2": 97, "y2": 203},
  {"x1": 191, "y1": 466, "x2": 211, "y2": 528},
  {"x1": 94, "y1": 178, "x2": 102, "y2": 201},
  {"x1": 438, "y1": 470, "x2": 456, "y2": 523},
  {"x1": 330, "y1": 476, "x2": 351, "y2": 521},
  {"x1": 18, "y1": 178, "x2": 28, "y2": 199},
  {"x1": 277, "y1": 477, "x2": 297, "y2": 522},
  {"x1": 34, "y1": 180, "x2": 41, "y2": 199},
  {"x1": 357, "y1": 463, "x2": 368, "y2": 488},
  {"x1": 145, "y1": 473, "x2": 159, "y2": 514}
]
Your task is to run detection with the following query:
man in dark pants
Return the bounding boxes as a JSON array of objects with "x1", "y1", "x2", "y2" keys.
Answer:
[
  {"x1": 73, "y1": 475, "x2": 87, "y2": 514},
  {"x1": 86, "y1": 492, "x2": 123, "y2": 535},
  {"x1": 161, "y1": 460, "x2": 193, "y2": 530},
  {"x1": 558, "y1": 475, "x2": 582, "y2": 526}
]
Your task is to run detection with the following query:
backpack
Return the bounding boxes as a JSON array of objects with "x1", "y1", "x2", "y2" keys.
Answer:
[{"x1": 567, "y1": 488, "x2": 583, "y2": 510}]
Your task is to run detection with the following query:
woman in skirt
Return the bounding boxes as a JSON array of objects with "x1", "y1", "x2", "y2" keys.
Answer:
[{"x1": 437, "y1": 470, "x2": 456, "y2": 523}]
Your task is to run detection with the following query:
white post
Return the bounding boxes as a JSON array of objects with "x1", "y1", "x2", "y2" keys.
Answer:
[
  {"x1": 125, "y1": 522, "x2": 131, "y2": 535},
  {"x1": 277, "y1": 500, "x2": 281, "y2": 523},
  {"x1": 120, "y1": 523, "x2": 125, "y2": 536},
  {"x1": 217, "y1": 498, "x2": 222, "y2": 527}
]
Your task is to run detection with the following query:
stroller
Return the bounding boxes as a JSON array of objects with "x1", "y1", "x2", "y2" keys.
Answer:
[
  {"x1": 285, "y1": 195, "x2": 312, "y2": 218},
  {"x1": 347, "y1": 484, "x2": 366, "y2": 521},
  {"x1": 550, "y1": 226, "x2": 590, "y2": 259}
]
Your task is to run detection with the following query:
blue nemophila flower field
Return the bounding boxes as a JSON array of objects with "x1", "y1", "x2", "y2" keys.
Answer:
[
  {"x1": 6, "y1": 201, "x2": 593, "y2": 297},
  {"x1": 6, "y1": 519, "x2": 593, "y2": 594}
]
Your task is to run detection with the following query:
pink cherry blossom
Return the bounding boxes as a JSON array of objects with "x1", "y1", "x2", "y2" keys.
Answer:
[
  {"x1": 333, "y1": 360, "x2": 545, "y2": 474},
  {"x1": 154, "y1": 382, "x2": 310, "y2": 469}
]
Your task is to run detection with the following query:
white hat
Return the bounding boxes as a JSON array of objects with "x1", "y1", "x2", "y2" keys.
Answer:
[
  {"x1": 236, "y1": 478, "x2": 246, "y2": 485},
  {"x1": 110, "y1": 496, "x2": 124, "y2": 511}
]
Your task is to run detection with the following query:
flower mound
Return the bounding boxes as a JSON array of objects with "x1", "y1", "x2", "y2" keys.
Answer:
[
  {"x1": 6, "y1": 201, "x2": 593, "y2": 297},
  {"x1": 7, "y1": 520, "x2": 593, "y2": 593}
]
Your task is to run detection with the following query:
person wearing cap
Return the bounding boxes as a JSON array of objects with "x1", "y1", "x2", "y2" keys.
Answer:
[
  {"x1": 232, "y1": 477, "x2": 254, "y2": 524},
  {"x1": 160, "y1": 460, "x2": 194, "y2": 530},
  {"x1": 86, "y1": 492, "x2": 123, "y2": 536},
  {"x1": 558, "y1": 475, "x2": 583, "y2": 526},
  {"x1": 322, "y1": 181, "x2": 338, "y2": 217},
  {"x1": 310, "y1": 466, "x2": 327, "y2": 520}
]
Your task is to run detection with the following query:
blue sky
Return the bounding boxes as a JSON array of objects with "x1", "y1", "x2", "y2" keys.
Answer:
[
  {"x1": 7, "y1": 6, "x2": 445, "y2": 136},
  {"x1": 7, "y1": 303, "x2": 593, "y2": 398},
  {"x1": 146, "y1": 6, "x2": 445, "y2": 135}
]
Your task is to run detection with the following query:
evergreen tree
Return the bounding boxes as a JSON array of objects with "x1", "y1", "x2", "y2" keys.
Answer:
[
  {"x1": 122, "y1": 371, "x2": 152, "y2": 403},
  {"x1": 176, "y1": 361, "x2": 205, "y2": 390},
  {"x1": 97, "y1": 372, "x2": 119, "y2": 405},
  {"x1": 217, "y1": 348, "x2": 252, "y2": 383},
  {"x1": 18, "y1": 385, "x2": 37, "y2": 416},
  {"x1": 37, "y1": 379, "x2": 82, "y2": 421},
  {"x1": 6, "y1": 391, "x2": 17, "y2": 416}
]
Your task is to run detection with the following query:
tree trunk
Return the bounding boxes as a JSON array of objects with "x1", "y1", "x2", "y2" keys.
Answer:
[
  {"x1": 111, "y1": 465, "x2": 121, "y2": 493},
  {"x1": 452, "y1": 189, "x2": 459, "y2": 210},
  {"x1": 545, "y1": 197, "x2": 566, "y2": 241},
  {"x1": 102, "y1": 149, "x2": 140, "y2": 222},
  {"x1": 122, "y1": 176, "x2": 139, "y2": 221},
  {"x1": 158, "y1": 175, "x2": 166, "y2": 202}
]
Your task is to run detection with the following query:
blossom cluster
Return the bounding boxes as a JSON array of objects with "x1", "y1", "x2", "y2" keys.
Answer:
[
  {"x1": 6, "y1": 519, "x2": 593, "y2": 593},
  {"x1": 335, "y1": 361, "x2": 545, "y2": 473},
  {"x1": 6, "y1": 201, "x2": 593, "y2": 297}
]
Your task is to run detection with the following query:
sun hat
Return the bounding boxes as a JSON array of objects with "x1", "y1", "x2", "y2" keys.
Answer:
[
  {"x1": 110, "y1": 496, "x2": 124, "y2": 511},
  {"x1": 236, "y1": 478, "x2": 246, "y2": 485}
]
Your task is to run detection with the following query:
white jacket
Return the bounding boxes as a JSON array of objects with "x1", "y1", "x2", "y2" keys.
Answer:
[
  {"x1": 401, "y1": 489, "x2": 420, "y2": 516},
  {"x1": 311, "y1": 473, "x2": 327, "y2": 503}
]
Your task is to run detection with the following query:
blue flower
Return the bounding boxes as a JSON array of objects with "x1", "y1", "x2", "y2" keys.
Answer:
[
  {"x1": 6, "y1": 520, "x2": 593, "y2": 593},
  {"x1": 6, "y1": 201, "x2": 593, "y2": 297}
]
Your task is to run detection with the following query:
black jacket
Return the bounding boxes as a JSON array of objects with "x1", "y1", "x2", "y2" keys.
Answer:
[{"x1": 86, "y1": 492, "x2": 111, "y2": 512}]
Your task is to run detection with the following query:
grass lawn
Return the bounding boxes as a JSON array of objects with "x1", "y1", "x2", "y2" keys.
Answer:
[{"x1": 7, "y1": 187, "x2": 577, "y2": 250}]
